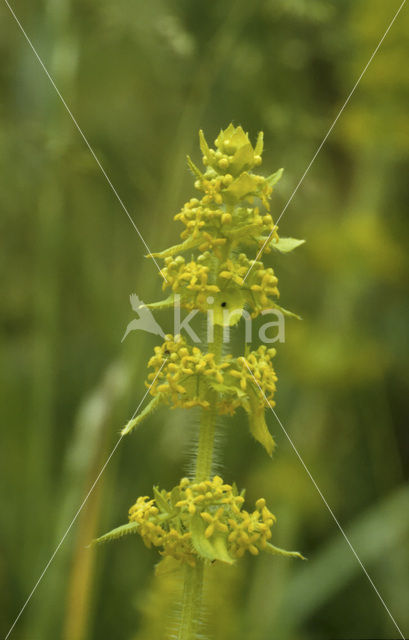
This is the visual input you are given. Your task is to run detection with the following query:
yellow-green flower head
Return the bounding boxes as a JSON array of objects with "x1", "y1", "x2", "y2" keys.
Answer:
[
  {"x1": 123, "y1": 476, "x2": 303, "y2": 566},
  {"x1": 145, "y1": 336, "x2": 277, "y2": 456},
  {"x1": 143, "y1": 125, "x2": 304, "y2": 329},
  {"x1": 218, "y1": 254, "x2": 280, "y2": 318},
  {"x1": 193, "y1": 162, "x2": 273, "y2": 211},
  {"x1": 158, "y1": 251, "x2": 279, "y2": 319},
  {"x1": 230, "y1": 346, "x2": 278, "y2": 405},
  {"x1": 147, "y1": 335, "x2": 230, "y2": 410},
  {"x1": 199, "y1": 124, "x2": 264, "y2": 177},
  {"x1": 147, "y1": 125, "x2": 303, "y2": 326},
  {"x1": 161, "y1": 255, "x2": 220, "y2": 310},
  {"x1": 174, "y1": 199, "x2": 277, "y2": 252}
]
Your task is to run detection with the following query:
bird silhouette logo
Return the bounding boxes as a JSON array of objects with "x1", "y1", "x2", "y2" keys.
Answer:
[{"x1": 122, "y1": 294, "x2": 166, "y2": 342}]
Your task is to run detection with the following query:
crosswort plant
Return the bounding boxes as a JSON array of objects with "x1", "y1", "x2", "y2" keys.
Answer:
[{"x1": 94, "y1": 124, "x2": 305, "y2": 639}]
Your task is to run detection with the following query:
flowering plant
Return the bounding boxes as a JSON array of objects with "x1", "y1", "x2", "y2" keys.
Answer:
[{"x1": 94, "y1": 124, "x2": 305, "y2": 639}]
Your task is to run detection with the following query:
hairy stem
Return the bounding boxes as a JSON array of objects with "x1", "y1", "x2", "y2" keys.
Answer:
[
  {"x1": 195, "y1": 324, "x2": 223, "y2": 482},
  {"x1": 195, "y1": 407, "x2": 217, "y2": 482},
  {"x1": 177, "y1": 324, "x2": 223, "y2": 638},
  {"x1": 177, "y1": 562, "x2": 204, "y2": 640}
]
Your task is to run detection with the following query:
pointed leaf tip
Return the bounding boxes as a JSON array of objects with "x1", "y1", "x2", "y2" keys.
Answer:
[
  {"x1": 266, "y1": 168, "x2": 284, "y2": 187},
  {"x1": 247, "y1": 403, "x2": 276, "y2": 457},
  {"x1": 271, "y1": 237, "x2": 305, "y2": 253},
  {"x1": 121, "y1": 395, "x2": 161, "y2": 436},
  {"x1": 186, "y1": 155, "x2": 204, "y2": 180},
  {"x1": 265, "y1": 542, "x2": 306, "y2": 560},
  {"x1": 199, "y1": 129, "x2": 210, "y2": 158},
  {"x1": 254, "y1": 131, "x2": 264, "y2": 156},
  {"x1": 92, "y1": 522, "x2": 140, "y2": 546}
]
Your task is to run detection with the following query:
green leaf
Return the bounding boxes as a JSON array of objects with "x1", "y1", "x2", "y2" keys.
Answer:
[
  {"x1": 212, "y1": 536, "x2": 236, "y2": 564},
  {"x1": 92, "y1": 522, "x2": 140, "y2": 546},
  {"x1": 199, "y1": 129, "x2": 211, "y2": 158},
  {"x1": 215, "y1": 124, "x2": 249, "y2": 152},
  {"x1": 223, "y1": 172, "x2": 259, "y2": 203},
  {"x1": 186, "y1": 155, "x2": 204, "y2": 181},
  {"x1": 211, "y1": 290, "x2": 247, "y2": 326},
  {"x1": 270, "y1": 237, "x2": 305, "y2": 253},
  {"x1": 148, "y1": 235, "x2": 202, "y2": 259},
  {"x1": 264, "y1": 542, "x2": 306, "y2": 560},
  {"x1": 228, "y1": 125, "x2": 250, "y2": 149},
  {"x1": 190, "y1": 514, "x2": 235, "y2": 564},
  {"x1": 209, "y1": 382, "x2": 246, "y2": 398},
  {"x1": 190, "y1": 514, "x2": 218, "y2": 561},
  {"x1": 170, "y1": 485, "x2": 181, "y2": 507},
  {"x1": 141, "y1": 295, "x2": 175, "y2": 311},
  {"x1": 153, "y1": 486, "x2": 171, "y2": 514},
  {"x1": 121, "y1": 395, "x2": 161, "y2": 436},
  {"x1": 246, "y1": 400, "x2": 276, "y2": 457},
  {"x1": 271, "y1": 302, "x2": 302, "y2": 321},
  {"x1": 227, "y1": 223, "x2": 264, "y2": 240},
  {"x1": 229, "y1": 143, "x2": 255, "y2": 175},
  {"x1": 266, "y1": 168, "x2": 284, "y2": 187},
  {"x1": 254, "y1": 131, "x2": 264, "y2": 157}
]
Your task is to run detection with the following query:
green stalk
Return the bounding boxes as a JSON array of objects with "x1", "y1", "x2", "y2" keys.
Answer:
[
  {"x1": 177, "y1": 562, "x2": 205, "y2": 640},
  {"x1": 195, "y1": 408, "x2": 217, "y2": 483},
  {"x1": 195, "y1": 324, "x2": 223, "y2": 482},
  {"x1": 177, "y1": 324, "x2": 223, "y2": 639}
]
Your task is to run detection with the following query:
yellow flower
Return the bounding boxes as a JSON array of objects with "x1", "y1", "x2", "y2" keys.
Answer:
[
  {"x1": 201, "y1": 508, "x2": 229, "y2": 538},
  {"x1": 144, "y1": 338, "x2": 278, "y2": 455},
  {"x1": 242, "y1": 346, "x2": 278, "y2": 405},
  {"x1": 126, "y1": 476, "x2": 279, "y2": 564},
  {"x1": 147, "y1": 335, "x2": 228, "y2": 410},
  {"x1": 161, "y1": 255, "x2": 220, "y2": 310}
]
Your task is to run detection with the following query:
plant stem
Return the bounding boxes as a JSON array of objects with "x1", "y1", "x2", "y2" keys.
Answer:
[
  {"x1": 195, "y1": 407, "x2": 217, "y2": 482},
  {"x1": 211, "y1": 323, "x2": 224, "y2": 364},
  {"x1": 177, "y1": 324, "x2": 223, "y2": 638},
  {"x1": 195, "y1": 323, "x2": 223, "y2": 482},
  {"x1": 177, "y1": 562, "x2": 205, "y2": 640}
]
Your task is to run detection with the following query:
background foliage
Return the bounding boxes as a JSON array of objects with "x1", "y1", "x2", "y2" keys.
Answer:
[{"x1": 1, "y1": 1, "x2": 408, "y2": 638}]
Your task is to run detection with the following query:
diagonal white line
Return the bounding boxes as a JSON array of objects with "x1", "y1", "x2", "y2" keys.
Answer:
[
  {"x1": 4, "y1": 360, "x2": 168, "y2": 640},
  {"x1": 243, "y1": 0, "x2": 407, "y2": 282},
  {"x1": 3, "y1": 0, "x2": 167, "y2": 283},
  {"x1": 243, "y1": 360, "x2": 405, "y2": 640}
]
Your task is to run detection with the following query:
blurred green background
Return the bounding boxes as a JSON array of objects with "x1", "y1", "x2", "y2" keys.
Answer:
[{"x1": 1, "y1": 0, "x2": 409, "y2": 638}]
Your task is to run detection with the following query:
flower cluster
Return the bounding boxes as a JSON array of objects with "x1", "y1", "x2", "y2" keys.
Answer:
[
  {"x1": 128, "y1": 495, "x2": 194, "y2": 566},
  {"x1": 196, "y1": 125, "x2": 273, "y2": 210},
  {"x1": 145, "y1": 336, "x2": 277, "y2": 456},
  {"x1": 160, "y1": 255, "x2": 219, "y2": 310},
  {"x1": 200, "y1": 125, "x2": 264, "y2": 176},
  {"x1": 94, "y1": 126, "x2": 305, "y2": 579},
  {"x1": 218, "y1": 254, "x2": 279, "y2": 317},
  {"x1": 174, "y1": 198, "x2": 278, "y2": 255},
  {"x1": 146, "y1": 125, "x2": 298, "y2": 328},
  {"x1": 168, "y1": 126, "x2": 280, "y2": 257},
  {"x1": 147, "y1": 336, "x2": 275, "y2": 407},
  {"x1": 146, "y1": 335, "x2": 229, "y2": 409},
  {"x1": 122, "y1": 475, "x2": 297, "y2": 566},
  {"x1": 158, "y1": 250, "x2": 280, "y2": 319},
  {"x1": 230, "y1": 347, "x2": 278, "y2": 407},
  {"x1": 227, "y1": 498, "x2": 275, "y2": 558}
]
